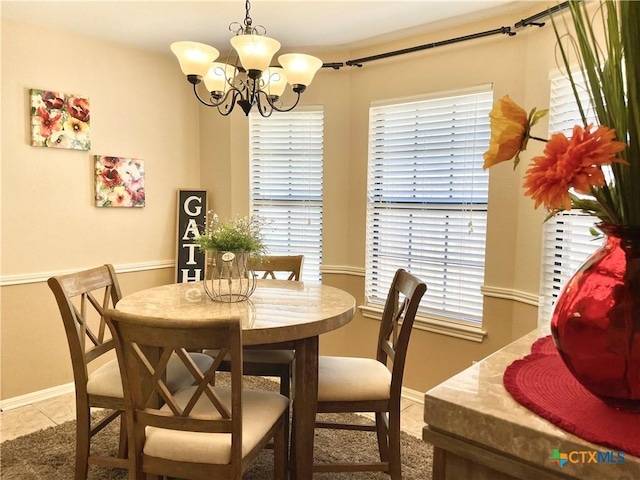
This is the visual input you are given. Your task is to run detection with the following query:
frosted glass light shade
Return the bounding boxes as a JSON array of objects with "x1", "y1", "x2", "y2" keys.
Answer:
[
  {"x1": 278, "y1": 53, "x2": 323, "y2": 86},
  {"x1": 204, "y1": 63, "x2": 237, "y2": 93},
  {"x1": 230, "y1": 34, "x2": 281, "y2": 72},
  {"x1": 262, "y1": 67, "x2": 287, "y2": 97},
  {"x1": 170, "y1": 41, "x2": 220, "y2": 77}
]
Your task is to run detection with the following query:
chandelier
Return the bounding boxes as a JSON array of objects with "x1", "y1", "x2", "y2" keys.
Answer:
[{"x1": 171, "y1": 0, "x2": 323, "y2": 117}]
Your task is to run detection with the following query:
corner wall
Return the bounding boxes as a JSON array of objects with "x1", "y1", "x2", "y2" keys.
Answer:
[{"x1": 1, "y1": 18, "x2": 201, "y2": 399}]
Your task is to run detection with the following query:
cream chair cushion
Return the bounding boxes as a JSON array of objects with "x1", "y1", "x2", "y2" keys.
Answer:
[
  {"x1": 86, "y1": 353, "x2": 214, "y2": 398},
  {"x1": 317, "y1": 356, "x2": 392, "y2": 402},
  {"x1": 144, "y1": 387, "x2": 289, "y2": 464}
]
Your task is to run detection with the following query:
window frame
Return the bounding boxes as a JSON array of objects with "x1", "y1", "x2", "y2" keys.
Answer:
[
  {"x1": 249, "y1": 106, "x2": 324, "y2": 283},
  {"x1": 364, "y1": 85, "x2": 492, "y2": 341}
]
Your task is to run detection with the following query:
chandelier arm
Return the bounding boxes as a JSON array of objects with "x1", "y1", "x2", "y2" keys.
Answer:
[
  {"x1": 217, "y1": 90, "x2": 244, "y2": 116},
  {"x1": 248, "y1": 76, "x2": 261, "y2": 107},
  {"x1": 255, "y1": 91, "x2": 274, "y2": 117},
  {"x1": 192, "y1": 83, "x2": 242, "y2": 111},
  {"x1": 192, "y1": 83, "x2": 221, "y2": 107},
  {"x1": 265, "y1": 90, "x2": 302, "y2": 113}
]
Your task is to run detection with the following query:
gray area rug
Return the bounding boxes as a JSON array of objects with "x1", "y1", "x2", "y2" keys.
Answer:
[{"x1": 0, "y1": 376, "x2": 433, "y2": 479}]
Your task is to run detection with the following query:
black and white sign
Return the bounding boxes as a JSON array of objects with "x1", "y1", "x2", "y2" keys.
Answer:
[{"x1": 176, "y1": 190, "x2": 207, "y2": 283}]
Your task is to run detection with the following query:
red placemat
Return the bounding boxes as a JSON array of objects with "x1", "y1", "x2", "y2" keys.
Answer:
[{"x1": 503, "y1": 336, "x2": 640, "y2": 457}]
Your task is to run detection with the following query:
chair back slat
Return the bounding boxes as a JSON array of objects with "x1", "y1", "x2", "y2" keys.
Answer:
[
  {"x1": 137, "y1": 346, "x2": 178, "y2": 412},
  {"x1": 376, "y1": 269, "x2": 427, "y2": 391},
  {"x1": 249, "y1": 255, "x2": 304, "y2": 281},
  {"x1": 85, "y1": 338, "x2": 115, "y2": 363},
  {"x1": 73, "y1": 300, "x2": 102, "y2": 347},
  {"x1": 381, "y1": 339, "x2": 395, "y2": 362},
  {"x1": 106, "y1": 311, "x2": 243, "y2": 444}
]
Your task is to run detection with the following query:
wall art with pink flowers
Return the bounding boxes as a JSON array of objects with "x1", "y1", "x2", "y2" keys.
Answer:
[
  {"x1": 30, "y1": 89, "x2": 90, "y2": 150},
  {"x1": 95, "y1": 156, "x2": 145, "y2": 208}
]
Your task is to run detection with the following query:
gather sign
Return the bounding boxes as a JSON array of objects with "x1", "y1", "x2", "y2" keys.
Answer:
[{"x1": 175, "y1": 190, "x2": 207, "y2": 283}]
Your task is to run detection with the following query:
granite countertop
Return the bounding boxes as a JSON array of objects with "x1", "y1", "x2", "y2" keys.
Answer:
[{"x1": 423, "y1": 327, "x2": 640, "y2": 480}]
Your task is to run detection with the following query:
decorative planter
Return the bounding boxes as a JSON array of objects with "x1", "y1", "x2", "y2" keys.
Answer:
[
  {"x1": 551, "y1": 224, "x2": 640, "y2": 411},
  {"x1": 203, "y1": 251, "x2": 256, "y2": 303}
]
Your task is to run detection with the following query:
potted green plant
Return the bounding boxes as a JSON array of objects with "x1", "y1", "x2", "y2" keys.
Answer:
[{"x1": 195, "y1": 212, "x2": 267, "y2": 302}]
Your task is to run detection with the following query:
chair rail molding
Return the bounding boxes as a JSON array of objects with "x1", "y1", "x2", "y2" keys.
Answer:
[
  {"x1": 320, "y1": 267, "x2": 540, "y2": 308},
  {"x1": 0, "y1": 260, "x2": 175, "y2": 286},
  {"x1": 481, "y1": 285, "x2": 539, "y2": 307},
  {"x1": 320, "y1": 264, "x2": 365, "y2": 277}
]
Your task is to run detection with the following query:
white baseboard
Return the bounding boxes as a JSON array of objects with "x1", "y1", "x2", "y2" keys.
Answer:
[
  {"x1": 401, "y1": 386, "x2": 424, "y2": 405},
  {"x1": 1, "y1": 382, "x2": 75, "y2": 411}
]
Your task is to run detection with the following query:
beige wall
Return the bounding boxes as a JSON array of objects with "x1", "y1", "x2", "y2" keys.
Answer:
[
  {"x1": 2, "y1": 2, "x2": 568, "y2": 401},
  {"x1": 1, "y1": 18, "x2": 201, "y2": 399}
]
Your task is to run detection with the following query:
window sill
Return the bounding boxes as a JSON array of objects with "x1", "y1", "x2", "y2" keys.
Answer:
[{"x1": 359, "y1": 305, "x2": 487, "y2": 343}]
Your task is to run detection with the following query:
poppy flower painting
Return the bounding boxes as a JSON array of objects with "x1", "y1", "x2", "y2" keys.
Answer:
[
  {"x1": 30, "y1": 89, "x2": 90, "y2": 150},
  {"x1": 95, "y1": 155, "x2": 145, "y2": 208}
]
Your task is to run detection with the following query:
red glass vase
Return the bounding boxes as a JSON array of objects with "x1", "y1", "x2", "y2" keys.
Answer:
[{"x1": 551, "y1": 224, "x2": 640, "y2": 411}]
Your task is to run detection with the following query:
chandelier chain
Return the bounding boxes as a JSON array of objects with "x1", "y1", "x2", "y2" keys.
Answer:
[{"x1": 243, "y1": 0, "x2": 252, "y2": 30}]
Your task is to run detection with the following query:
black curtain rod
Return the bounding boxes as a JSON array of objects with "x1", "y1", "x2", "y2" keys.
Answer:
[
  {"x1": 514, "y1": 1, "x2": 570, "y2": 28},
  {"x1": 344, "y1": 26, "x2": 514, "y2": 67},
  {"x1": 321, "y1": 1, "x2": 573, "y2": 70}
]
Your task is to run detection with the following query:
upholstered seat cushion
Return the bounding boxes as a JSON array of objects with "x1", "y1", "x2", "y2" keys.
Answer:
[
  {"x1": 204, "y1": 349, "x2": 295, "y2": 364},
  {"x1": 86, "y1": 353, "x2": 214, "y2": 398},
  {"x1": 317, "y1": 356, "x2": 391, "y2": 402},
  {"x1": 143, "y1": 387, "x2": 289, "y2": 464}
]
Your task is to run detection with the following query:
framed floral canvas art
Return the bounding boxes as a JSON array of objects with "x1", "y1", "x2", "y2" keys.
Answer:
[
  {"x1": 95, "y1": 156, "x2": 145, "y2": 208},
  {"x1": 30, "y1": 89, "x2": 90, "y2": 150}
]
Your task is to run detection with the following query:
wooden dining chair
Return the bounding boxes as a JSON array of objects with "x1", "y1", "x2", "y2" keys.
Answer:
[
  {"x1": 208, "y1": 254, "x2": 304, "y2": 397},
  {"x1": 205, "y1": 254, "x2": 303, "y2": 471},
  {"x1": 249, "y1": 254, "x2": 304, "y2": 282},
  {"x1": 47, "y1": 264, "x2": 215, "y2": 480},
  {"x1": 312, "y1": 268, "x2": 427, "y2": 479},
  {"x1": 105, "y1": 310, "x2": 289, "y2": 480},
  {"x1": 241, "y1": 254, "x2": 304, "y2": 395}
]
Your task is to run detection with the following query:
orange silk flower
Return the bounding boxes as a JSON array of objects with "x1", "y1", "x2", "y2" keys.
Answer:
[
  {"x1": 523, "y1": 124, "x2": 627, "y2": 213},
  {"x1": 482, "y1": 95, "x2": 529, "y2": 169}
]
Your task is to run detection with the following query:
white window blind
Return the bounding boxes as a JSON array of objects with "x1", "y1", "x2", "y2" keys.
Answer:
[
  {"x1": 366, "y1": 85, "x2": 492, "y2": 324},
  {"x1": 539, "y1": 72, "x2": 603, "y2": 322},
  {"x1": 249, "y1": 108, "x2": 323, "y2": 283}
]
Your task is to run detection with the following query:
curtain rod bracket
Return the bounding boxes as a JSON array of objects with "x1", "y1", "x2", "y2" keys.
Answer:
[
  {"x1": 322, "y1": 62, "x2": 345, "y2": 70},
  {"x1": 521, "y1": 21, "x2": 546, "y2": 28},
  {"x1": 514, "y1": 1, "x2": 569, "y2": 29}
]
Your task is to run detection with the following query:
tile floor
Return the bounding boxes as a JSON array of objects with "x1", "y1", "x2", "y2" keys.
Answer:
[{"x1": 0, "y1": 392, "x2": 425, "y2": 443}]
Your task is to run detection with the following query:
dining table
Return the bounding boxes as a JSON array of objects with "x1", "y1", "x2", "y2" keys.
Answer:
[{"x1": 115, "y1": 279, "x2": 356, "y2": 479}]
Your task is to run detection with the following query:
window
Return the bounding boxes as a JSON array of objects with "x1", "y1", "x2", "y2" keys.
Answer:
[
  {"x1": 539, "y1": 72, "x2": 603, "y2": 322},
  {"x1": 249, "y1": 108, "x2": 324, "y2": 283},
  {"x1": 366, "y1": 85, "x2": 492, "y2": 325}
]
